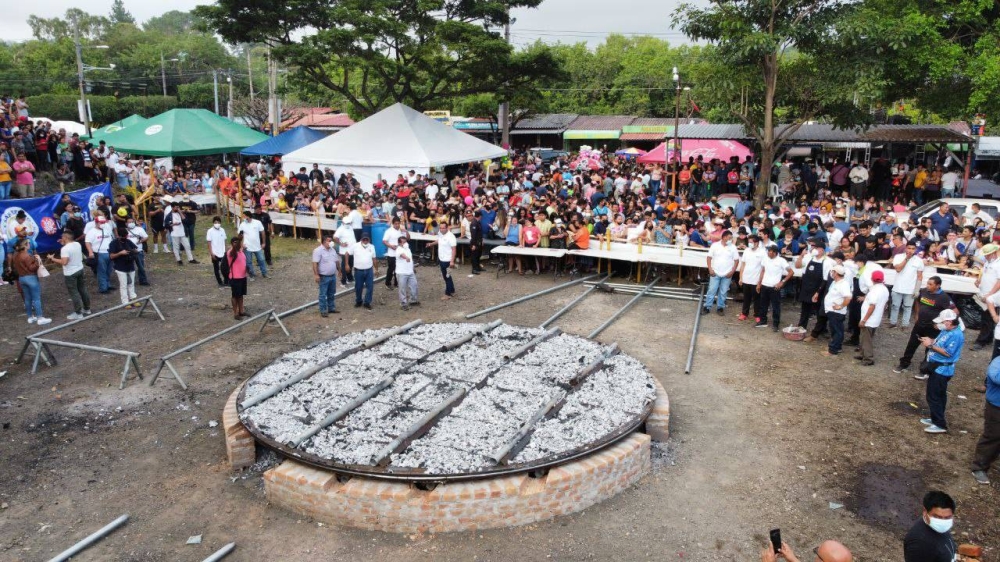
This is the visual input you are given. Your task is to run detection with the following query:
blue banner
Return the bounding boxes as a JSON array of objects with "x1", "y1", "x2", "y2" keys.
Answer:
[{"x1": 0, "y1": 183, "x2": 112, "y2": 253}]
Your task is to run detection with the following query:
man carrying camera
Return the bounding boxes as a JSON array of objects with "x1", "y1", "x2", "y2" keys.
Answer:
[{"x1": 108, "y1": 227, "x2": 139, "y2": 307}]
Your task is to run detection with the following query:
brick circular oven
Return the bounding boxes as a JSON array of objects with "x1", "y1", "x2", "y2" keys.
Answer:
[{"x1": 224, "y1": 321, "x2": 670, "y2": 532}]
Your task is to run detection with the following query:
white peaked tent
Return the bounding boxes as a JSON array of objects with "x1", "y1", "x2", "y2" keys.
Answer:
[{"x1": 282, "y1": 103, "x2": 508, "y2": 189}]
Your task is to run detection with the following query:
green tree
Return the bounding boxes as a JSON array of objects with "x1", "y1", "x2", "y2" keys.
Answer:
[
  {"x1": 194, "y1": 0, "x2": 560, "y2": 117},
  {"x1": 27, "y1": 8, "x2": 110, "y2": 41},
  {"x1": 675, "y1": 0, "x2": 869, "y2": 206},
  {"x1": 110, "y1": 0, "x2": 136, "y2": 25}
]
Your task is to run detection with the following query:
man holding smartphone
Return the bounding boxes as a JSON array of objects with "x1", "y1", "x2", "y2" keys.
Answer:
[{"x1": 760, "y1": 539, "x2": 853, "y2": 561}]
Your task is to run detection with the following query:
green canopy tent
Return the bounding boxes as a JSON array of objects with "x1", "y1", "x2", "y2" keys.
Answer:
[
  {"x1": 85, "y1": 114, "x2": 148, "y2": 142},
  {"x1": 97, "y1": 109, "x2": 268, "y2": 156}
]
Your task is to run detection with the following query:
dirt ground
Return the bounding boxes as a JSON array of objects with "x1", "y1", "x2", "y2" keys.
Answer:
[{"x1": 0, "y1": 231, "x2": 997, "y2": 561}]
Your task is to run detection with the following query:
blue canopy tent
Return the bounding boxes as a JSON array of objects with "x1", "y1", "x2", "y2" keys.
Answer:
[{"x1": 240, "y1": 126, "x2": 328, "y2": 157}]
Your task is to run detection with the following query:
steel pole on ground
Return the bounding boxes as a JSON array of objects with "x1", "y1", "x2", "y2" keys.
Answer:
[
  {"x1": 47, "y1": 514, "x2": 129, "y2": 562},
  {"x1": 202, "y1": 543, "x2": 236, "y2": 562},
  {"x1": 684, "y1": 284, "x2": 708, "y2": 375},
  {"x1": 465, "y1": 274, "x2": 600, "y2": 319},
  {"x1": 588, "y1": 275, "x2": 661, "y2": 339},
  {"x1": 540, "y1": 275, "x2": 609, "y2": 329}
]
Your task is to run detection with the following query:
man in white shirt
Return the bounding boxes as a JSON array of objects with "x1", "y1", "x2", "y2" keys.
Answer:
[
  {"x1": 756, "y1": 244, "x2": 794, "y2": 331},
  {"x1": 964, "y1": 203, "x2": 996, "y2": 228},
  {"x1": 857, "y1": 270, "x2": 890, "y2": 365},
  {"x1": 395, "y1": 235, "x2": 419, "y2": 310},
  {"x1": 426, "y1": 221, "x2": 457, "y2": 300},
  {"x1": 48, "y1": 230, "x2": 91, "y2": 319},
  {"x1": 822, "y1": 264, "x2": 854, "y2": 356},
  {"x1": 974, "y1": 244, "x2": 1000, "y2": 350},
  {"x1": 704, "y1": 230, "x2": 740, "y2": 314},
  {"x1": 237, "y1": 210, "x2": 267, "y2": 278},
  {"x1": 345, "y1": 204, "x2": 364, "y2": 242},
  {"x1": 125, "y1": 217, "x2": 149, "y2": 285},
  {"x1": 890, "y1": 240, "x2": 924, "y2": 328},
  {"x1": 382, "y1": 217, "x2": 403, "y2": 289},
  {"x1": 351, "y1": 235, "x2": 379, "y2": 309},
  {"x1": 84, "y1": 213, "x2": 115, "y2": 293},
  {"x1": 206, "y1": 216, "x2": 229, "y2": 287},
  {"x1": 168, "y1": 203, "x2": 197, "y2": 266},
  {"x1": 738, "y1": 234, "x2": 767, "y2": 322},
  {"x1": 334, "y1": 220, "x2": 356, "y2": 286},
  {"x1": 940, "y1": 168, "x2": 960, "y2": 198}
]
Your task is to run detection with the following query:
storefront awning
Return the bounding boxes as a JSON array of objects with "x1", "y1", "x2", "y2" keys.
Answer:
[
  {"x1": 564, "y1": 130, "x2": 621, "y2": 140},
  {"x1": 978, "y1": 137, "x2": 1000, "y2": 160},
  {"x1": 620, "y1": 133, "x2": 666, "y2": 141}
]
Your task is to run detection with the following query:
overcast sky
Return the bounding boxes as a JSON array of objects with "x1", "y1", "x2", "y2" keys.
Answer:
[{"x1": 5, "y1": 0, "x2": 696, "y2": 46}]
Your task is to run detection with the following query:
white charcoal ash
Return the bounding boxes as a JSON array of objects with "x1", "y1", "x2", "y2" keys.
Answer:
[
  {"x1": 241, "y1": 393, "x2": 312, "y2": 444},
  {"x1": 489, "y1": 364, "x2": 560, "y2": 396},
  {"x1": 283, "y1": 329, "x2": 385, "y2": 361},
  {"x1": 417, "y1": 415, "x2": 520, "y2": 456},
  {"x1": 373, "y1": 337, "x2": 430, "y2": 361},
  {"x1": 286, "y1": 377, "x2": 366, "y2": 419},
  {"x1": 241, "y1": 358, "x2": 311, "y2": 396},
  {"x1": 340, "y1": 399, "x2": 397, "y2": 429},
  {"x1": 407, "y1": 380, "x2": 463, "y2": 411},
  {"x1": 305, "y1": 426, "x2": 394, "y2": 464},
  {"x1": 452, "y1": 385, "x2": 551, "y2": 424},
  {"x1": 368, "y1": 372, "x2": 433, "y2": 404},
  {"x1": 390, "y1": 440, "x2": 491, "y2": 473}
]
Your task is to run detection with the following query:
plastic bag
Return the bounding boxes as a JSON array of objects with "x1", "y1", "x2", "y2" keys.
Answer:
[{"x1": 954, "y1": 295, "x2": 982, "y2": 331}]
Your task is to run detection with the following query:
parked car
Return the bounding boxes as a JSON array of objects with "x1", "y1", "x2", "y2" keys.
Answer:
[
  {"x1": 904, "y1": 198, "x2": 1000, "y2": 227},
  {"x1": 528, "y1": 148, "x2": 569, "y2": 164}
]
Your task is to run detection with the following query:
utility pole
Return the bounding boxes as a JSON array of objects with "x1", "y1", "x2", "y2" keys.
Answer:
[
  {"x1": 160, "y1": 52, "x2": 168, "y2": 96},
  {"x1": 499, "y1": 5, "x2": 511, "y2": 149},
  {"x1": 227, "y1": 70, "x2": 234, "y2": 120},
  {"x1": 213, "y1": 69, "x2": 220, "y2": 114},
  {"x1": 671, "y1": 66, "x2": 681, "y2": 196},
  {"x1": 267, "y1": 47, "x2": 278, "y2": 136},
  {"x1": 74, "y1": 27, "x2": 92, "y2": 138},
  {"x1": 247, "y1": 47, "x2": 255, "y2": 100}
]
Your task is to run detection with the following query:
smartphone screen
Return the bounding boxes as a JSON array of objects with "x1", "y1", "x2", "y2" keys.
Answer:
[{"x1": 769, "y1": 529, "x2": 781, "y2": 553}]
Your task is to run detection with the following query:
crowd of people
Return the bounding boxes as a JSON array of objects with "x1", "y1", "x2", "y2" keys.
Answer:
[{"x1": 2, "y1": 120, "x2": 998, "y2": 555}]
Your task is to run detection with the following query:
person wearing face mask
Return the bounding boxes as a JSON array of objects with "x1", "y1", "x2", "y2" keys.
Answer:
[
  {"x1": 206, "y1": 217, "x2": 229, "y2": 287},
  {"x1": 795, "y1": 237, "x2": 834, "y2": 333},
  {"x1": 108, "y1": 227, "x2": 139, "y2": 307},
  {"x1": 312, "y1": 234, "x2": 340, "y2": 317},
  {"x1": 352, "y1": 234, "x2": 379, "y2": 310},
  {"x1": 395, "y1": 235, "x2": 419, "y2": 310},
  {"x1": 903, "y1": 491, "x2": 956, "y2": 562},
  {"x1": 84, "y1": 212, "x2": 115, "y2": 294},
  {"x1": 820, "y1": 264, "x2": 853, "y2": 356},
  {"x1": 703, "y1": 230, "x2": 740, "y2": 315},
  {"x1": 738, "y1": 235, "x2": 766, "y2": 322},
  {"x1": 125, "y1": 217, "x2": 149, "y2": 286},
  {"x1": 916, "y1": 309, "x2": 964, "y2": 434}
]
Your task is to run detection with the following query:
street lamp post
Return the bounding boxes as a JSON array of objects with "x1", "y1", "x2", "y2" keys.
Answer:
[
  {"x1": 671, "y1": 66, "x2": 681, "y2": 196},
  {"x1": 160, "y1": 52, "x2": 179, "y2": 96},
  {"x1": 74, "y1": 28, "x2": 111, "y2": 138}
]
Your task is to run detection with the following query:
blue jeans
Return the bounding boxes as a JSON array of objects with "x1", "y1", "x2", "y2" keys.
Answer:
[
  {"x1": 925, "y1": 369, "x2": 951, "y2": 429},
  {"x1": 354, "y1": 267, "x2": 374, "y2": 305},
  {"x1": 0, "y1": 181, "x2": 10, "y2": 199},
  {"x1": 244, "y1": 249, "x2": 267, "y2": 277},
  {"x1": 828, "y1": 312, "x2": 846, "y2": 354},
  {"x1": 20, "y1": 274, "x2": 42, "y2": 317},
  {"x1": 439, "y1": 261, "x2": 455, "y2": 296},
  {"x1": 703, "y1": 275, "x2": 732, "y2": 310},
  {"x1": 318, "y1": 274, "x2": 337, "y2": 312},
  {"x1": 134, "y1": 252, "x2": 148, "y2": 284},
  {"x1": 97, "y1": 252, "x2": 112, "y2": 292}
]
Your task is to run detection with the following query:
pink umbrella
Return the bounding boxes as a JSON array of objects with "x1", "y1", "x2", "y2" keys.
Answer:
[{"x1": 638, "y1": 139, "x2": 753, "y2": 164}]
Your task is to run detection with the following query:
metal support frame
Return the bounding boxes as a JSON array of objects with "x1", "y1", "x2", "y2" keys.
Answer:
[
  {"x1": 47, "y1": 514, "x2": 129, "y2": 562},
  {"x1": 15, "y1": 296, "x2": 164, "y2": 365},
  {"x1": 684, "y1": 284, "x2": 708, "y2": 375},
  {"x1": 150, "y1": 309, "x2": 290, "y2": 389},
  {"x1": 465, "y1": 274, "x2": 600, "y2": 319},
  {"x1": 202, "y1": 543, "x2": 236, "y2": 562},
  {"x1": 26, "y1": 337, "x2": 143, "y2": 389},
  {"x1": 275, "y1": 275, "x2": 387, "y2": 320},
  {"x1": 588, "y1": 275, "x2": 662, "y2": 339},
  {"x1": 539, "y1": 275, "x2": 610, "y2": 329}
]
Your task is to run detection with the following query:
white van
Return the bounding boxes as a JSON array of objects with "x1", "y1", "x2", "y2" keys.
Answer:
[{"x1": 903, "y1": 198, "x2": 1000, "y2": 227}]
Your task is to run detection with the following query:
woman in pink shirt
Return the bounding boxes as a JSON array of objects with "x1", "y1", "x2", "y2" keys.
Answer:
[
  {"x1": 227, "y1": 236, "x2": 248, "y2": 320},
  {"x1": 13, "y1": 152, "x2": 35, "y2": 198},
  {"x1": 520, "y1": 217, "x2": 542, "y2": 275}
]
